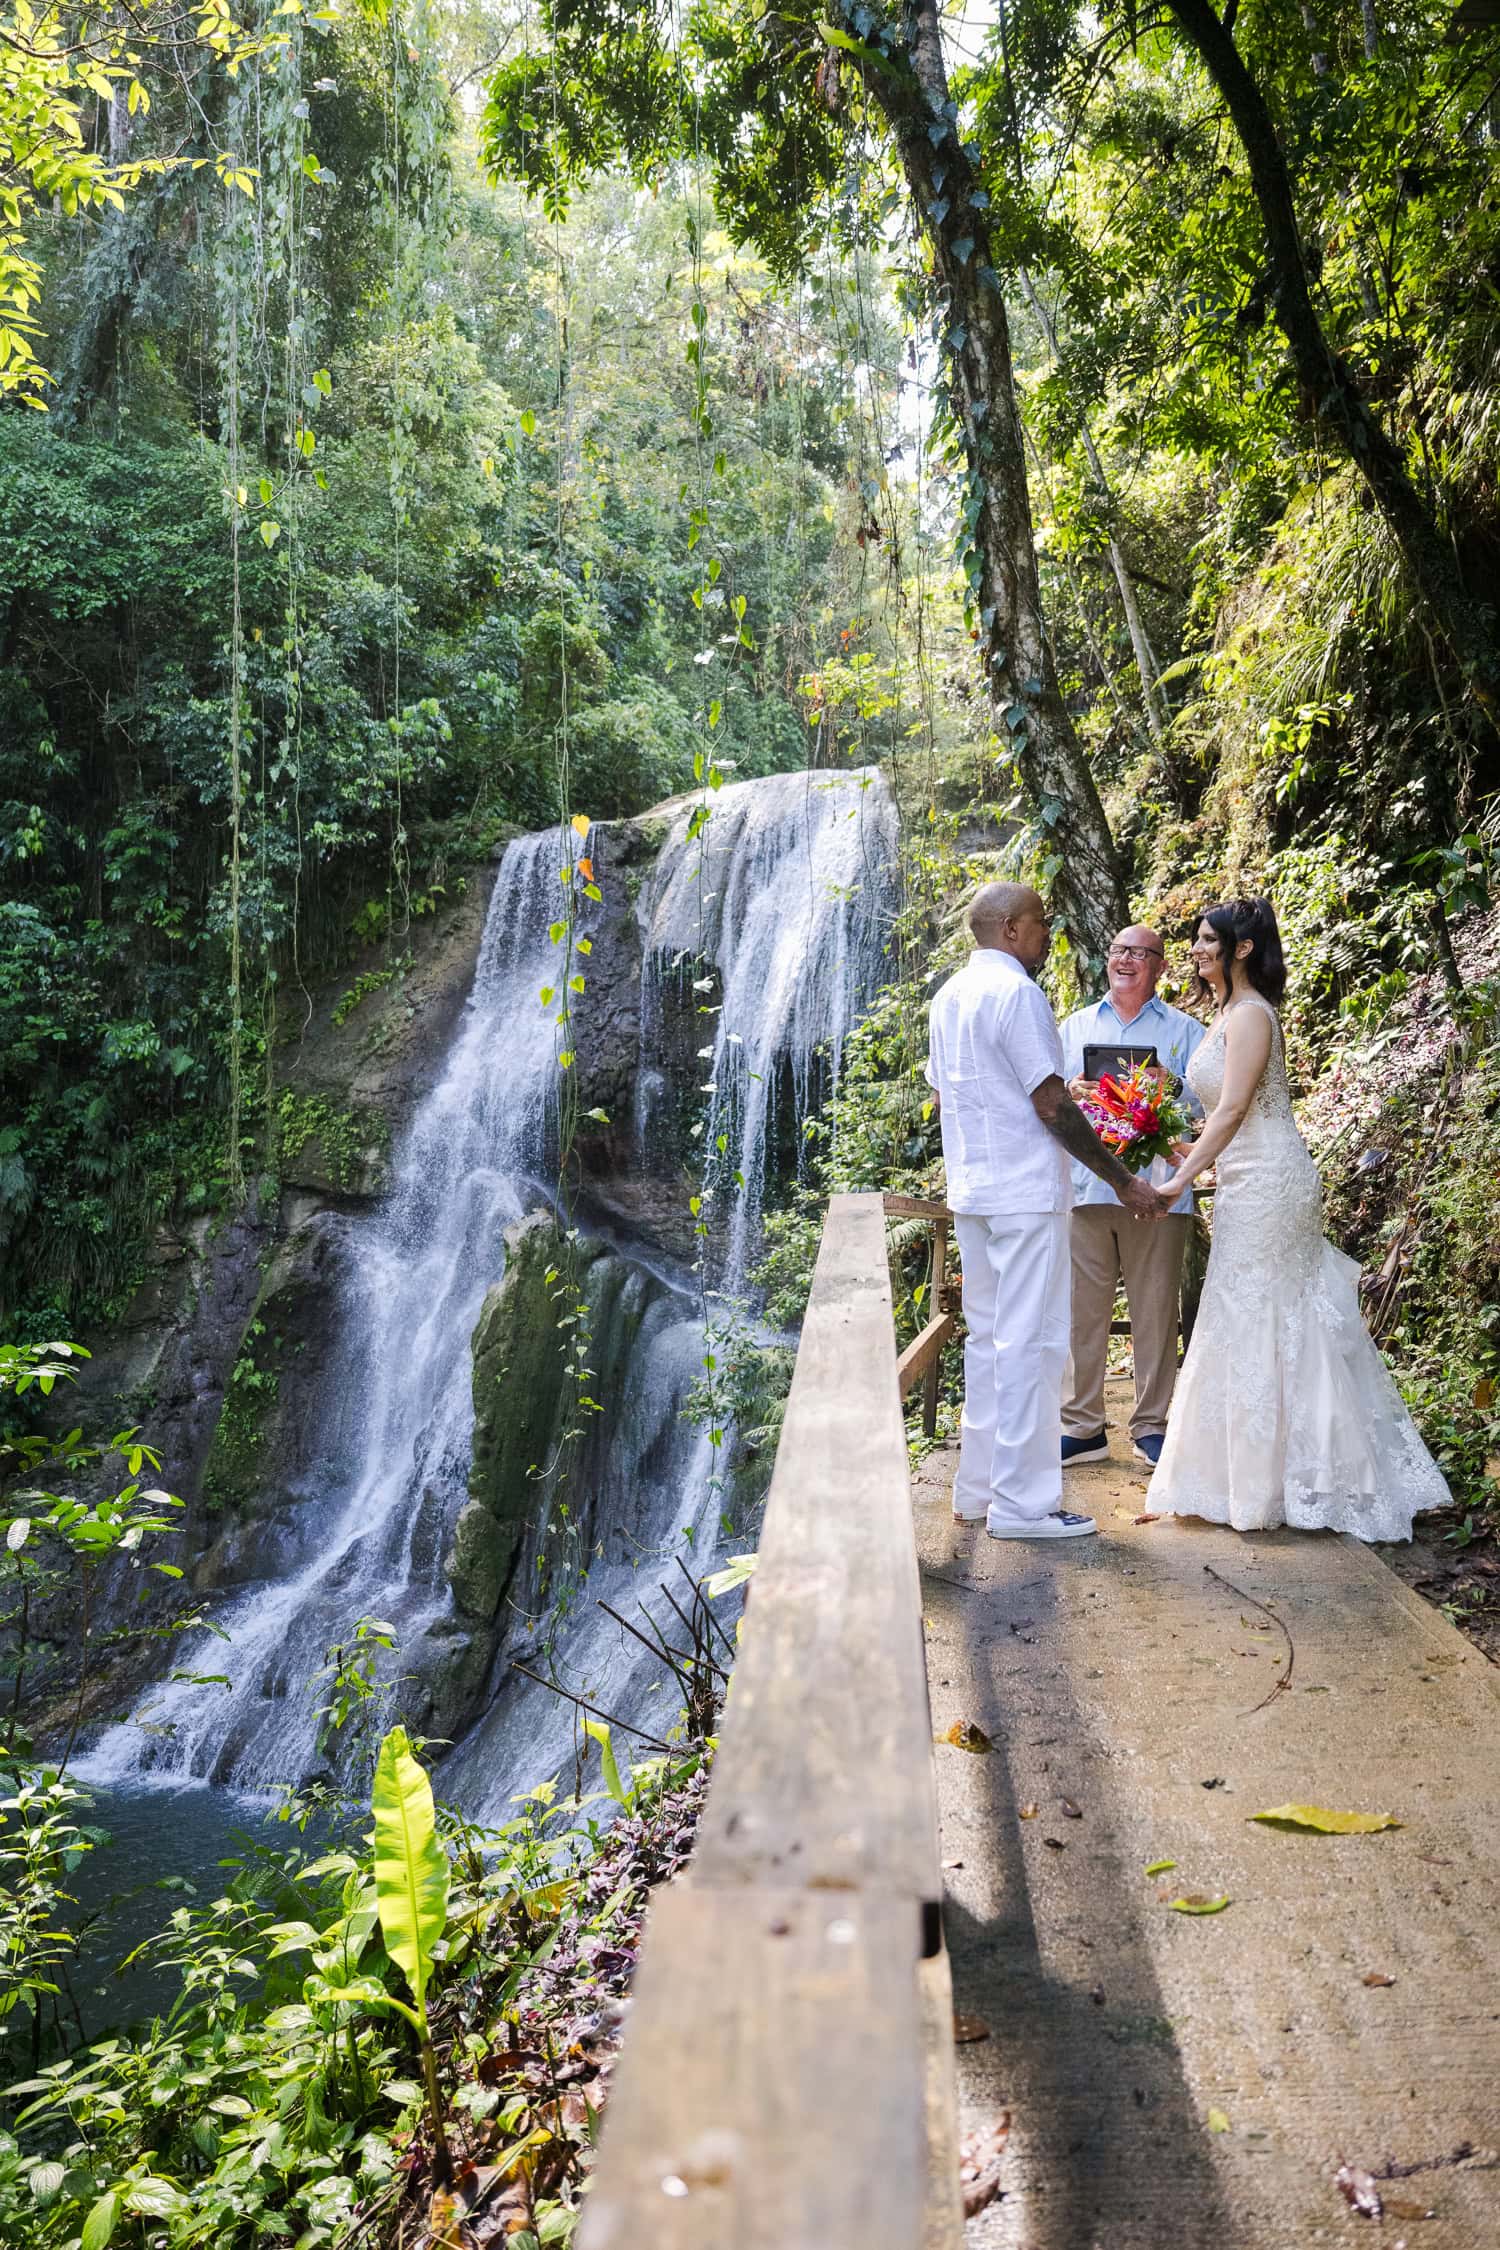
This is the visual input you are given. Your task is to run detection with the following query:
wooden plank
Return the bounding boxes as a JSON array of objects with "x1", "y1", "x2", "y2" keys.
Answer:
[
  {"x1": 882, "y1": 1192, "x2": 951, "y2": 1221},
  {"x1": 897, "y1": 1312, "x2": 957, "y2": 1401},
  {"x1": 690, "y1": 1194, "x2": 942, "y2": 1910},
  {"x1": 920, "y1": 1944, "x2": 965, "y2": 2250},
  {"x1": 578, "y1": 1883, "x2": 927, "y2": 2250},
  {"x1": 921, "y1": 1219, "x2": 949, "y2": 1439}
]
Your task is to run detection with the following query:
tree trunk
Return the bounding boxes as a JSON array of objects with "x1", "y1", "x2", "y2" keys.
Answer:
[
  {"x1": 1162, "y1": 0, "x2": 1499, "y2": 722},
  {"x1": 839, "y1": 0, "x2": 1129, "y2": 969}
]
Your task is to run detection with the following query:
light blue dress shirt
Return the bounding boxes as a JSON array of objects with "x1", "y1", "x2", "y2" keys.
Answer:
[{"x1": 1058, "y1": 992, "x2": 1206, "y2": 1216}]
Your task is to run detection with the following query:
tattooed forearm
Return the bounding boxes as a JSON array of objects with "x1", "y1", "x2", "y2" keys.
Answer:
[{"x1": 1031, "y1": 1074, "x2": 1151, "y2": 1206}]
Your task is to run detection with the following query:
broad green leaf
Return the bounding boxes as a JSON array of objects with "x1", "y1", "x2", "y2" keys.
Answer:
[
  {"x1": 816, "y1": 22, "x2": 913, "y2": 82},
  {"x1": 584, "y1": 1716, "x2": 627, "y2": 1804},
  {"x1": 1249, "y1": 1805, "x2": 1402, "y2": 1835},
  {"x1": 81, "y1": 2191, "x2": 118, "y2": 2250},
  {"x1": 704, "y1": 1552, "x2": 756, "y2": 1600},
  {"x1": 371, "y1": 1727, "x2": 449, "y2": 2016}
]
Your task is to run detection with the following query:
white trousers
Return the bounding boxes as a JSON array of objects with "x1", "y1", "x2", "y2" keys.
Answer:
[{"x1": 952, "y1": 1211, "x2": 1071, "y2": 1524}]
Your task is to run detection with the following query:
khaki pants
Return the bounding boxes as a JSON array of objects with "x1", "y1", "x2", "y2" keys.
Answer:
[{"x1": 1062, "y1": 1207, "x2": 1190, "y2": 1443}]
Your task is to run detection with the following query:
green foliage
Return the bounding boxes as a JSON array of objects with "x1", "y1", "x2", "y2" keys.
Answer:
[
  {"x1": 0, "y1": 48, "x2": 869, "y2": 1318},
  {"x1": 0, "y1": 1642, "x2": 711, "y2": 2250}
]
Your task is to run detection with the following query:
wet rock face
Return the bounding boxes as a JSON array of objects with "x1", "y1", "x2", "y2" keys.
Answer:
[
  {"x1": 449, "y1": 1211, "x2": 599, "y2": 1624},
  {"x1": 275, "y1": 865, "x2": 505, "y2": 1202}
]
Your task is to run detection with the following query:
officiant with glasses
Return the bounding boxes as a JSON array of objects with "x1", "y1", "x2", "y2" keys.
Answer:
[{"x1": 1059, "y1": 925, "x2": 1205, "y2": 1470}]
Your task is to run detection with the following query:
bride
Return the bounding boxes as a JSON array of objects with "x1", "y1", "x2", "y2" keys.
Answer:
[{"x1": 1147, "y1": 897, "x2": 1449, "y2": 1540}]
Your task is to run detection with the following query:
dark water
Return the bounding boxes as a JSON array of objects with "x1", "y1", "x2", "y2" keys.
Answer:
[{"x1": 58, "y1": 1781, "x2": 296, "y2": 2040}]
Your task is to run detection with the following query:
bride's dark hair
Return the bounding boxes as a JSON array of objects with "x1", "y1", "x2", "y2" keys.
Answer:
[{"x1": 1191, "y1": 896, "x2": 1287, "y2": 1008}]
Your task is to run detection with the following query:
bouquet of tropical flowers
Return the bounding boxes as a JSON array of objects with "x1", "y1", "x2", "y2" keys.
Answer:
[{"x1": 1080, "y1": 1060, "x2": 1194, "y2": 1174}]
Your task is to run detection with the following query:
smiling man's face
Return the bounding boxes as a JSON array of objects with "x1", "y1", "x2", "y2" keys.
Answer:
[{"x1": 1106, "y1": 926, "x2": 1165, "y2": 1019}]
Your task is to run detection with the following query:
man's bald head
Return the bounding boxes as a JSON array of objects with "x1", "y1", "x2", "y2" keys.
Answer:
[
  {"x1": 967, "y1": 882, "x2": 1052, "y2": 973},
  {"x1": 968, "y1": 882, "x2": 1045, "y2": 941}
]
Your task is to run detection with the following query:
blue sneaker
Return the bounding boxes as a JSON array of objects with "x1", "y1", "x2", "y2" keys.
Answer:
[
  {"x1": 1061, "y1": 1430, "x2": 1109, "y2": 1466},
  {"x1": 1132, "y1": 1433, "x2": 1164, "y2": 1467}
]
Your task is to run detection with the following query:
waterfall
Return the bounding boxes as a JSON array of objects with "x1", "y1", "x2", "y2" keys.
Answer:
[
  {"x1": 79, "y1": 833, "x2": 568, "y2": 1793},
  {"x1": 78, "y1": 768, "x2": 898, "y2": 1808},
  {"x1": 640, "y1": 766, "x2": 899, "y2": 1290}
]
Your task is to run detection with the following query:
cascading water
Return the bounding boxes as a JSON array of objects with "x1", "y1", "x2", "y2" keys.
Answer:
[
  {"x1": 79, "y1": 767, "x2": 898, "y2": 1814},
  {"x1": 80, "y1": 833, "x2": 568, "y2": 1793},
  {"x1": 640, "y1": 767, "x2": 899, "y2": 1290}
]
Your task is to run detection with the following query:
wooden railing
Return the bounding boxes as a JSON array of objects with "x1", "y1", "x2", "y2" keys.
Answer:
[
  {"x1": 882, "y1": 1194, "x2": 959, "y2": 1437},
  {"x1": 578, "y1": 1192, "x2": 961, "y2": 2250}
]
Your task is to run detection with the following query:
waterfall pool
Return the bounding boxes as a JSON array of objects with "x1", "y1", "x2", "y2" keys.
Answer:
[{"x1": 61, "y1": 1780, "x2": 304, "y2": 2042}]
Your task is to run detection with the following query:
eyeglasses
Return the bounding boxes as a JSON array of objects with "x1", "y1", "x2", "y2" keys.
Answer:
[{"x1": 1108, "y1": 945, "x2": 1163, "y2": 964}]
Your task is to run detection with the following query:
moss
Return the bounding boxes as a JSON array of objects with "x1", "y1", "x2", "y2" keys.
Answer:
[
  {"x1": 202, "y1": 1319, "x2": 280, "y2": 1513},
  {"x1": 276, "y1": 1091, "x2": 388, "y2": 1195},
  {"x1": 449, "y1": 1213, "x2": 609, "y2": 1620},
  {"x1": 330, "y1": 952, "x2": 413, "y2": 1027}
]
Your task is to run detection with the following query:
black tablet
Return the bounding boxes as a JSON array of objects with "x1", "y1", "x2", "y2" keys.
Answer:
[{"x1": 1082, "y1": 1041, "x2": 1159, "y2": 1079}]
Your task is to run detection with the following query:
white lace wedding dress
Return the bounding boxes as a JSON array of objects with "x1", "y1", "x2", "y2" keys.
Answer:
[{"x1": 1149, "y1": 990, "x2": 1450, "y2": 1539}]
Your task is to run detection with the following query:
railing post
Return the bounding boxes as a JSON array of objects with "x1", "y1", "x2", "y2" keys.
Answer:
[{"x1": 922, "y1": 1214, "x2": 949, "y2": 1440}]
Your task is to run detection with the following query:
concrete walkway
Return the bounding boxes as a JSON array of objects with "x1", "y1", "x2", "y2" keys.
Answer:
[{"x1": 916, "y1": 1389, "x2": 1500, "y2": 2249}]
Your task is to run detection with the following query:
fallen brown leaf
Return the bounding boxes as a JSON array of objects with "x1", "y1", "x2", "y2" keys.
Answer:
[
  {"x1": 1383, "y1": 2196, "x2": 1437, "y2": 2221},
  {"x1": 1362, "y1": 1971, "x2": 1397, "y2": 1988},
  {"x1": 1061, "y1": 1798, "x2": 1083, "y2": 1819},
  {"x1": 1336, "y1": 2162, "x2": 1384, "y2": 2219},
  {"x1": 953, "y1": 2011, "x2": 991, "y2": 2044},
  {"x1": 959, "y1": 2114, "x2": 1010, "y2": 2218},
  {"x1": 942, "y1": 1856, "x2": 964, "y2": 1870},
  {"x1": 1019, "y1": 1802, "x2": 1039, "y2": 1819},
  {"x1": 1134, "y1": 1512, "x2": 1161, "y2": 1525},
  {"x1": 1043, "y1": 1836, "x2": 1067, "y2": 1852}
]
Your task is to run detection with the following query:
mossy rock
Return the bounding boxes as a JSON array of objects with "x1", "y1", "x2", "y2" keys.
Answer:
[
  {"x1": 448, "y1": 1211, "x2": 611, "y2": 1620},
  {"x1": 276, "y1": 1091, "x2": 391, "y2": 1199}
]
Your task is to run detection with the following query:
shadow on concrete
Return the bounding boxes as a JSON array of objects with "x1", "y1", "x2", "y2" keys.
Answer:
[{"x1": 928, "y1": 1561, "x2": 1234, "y2": 2250}]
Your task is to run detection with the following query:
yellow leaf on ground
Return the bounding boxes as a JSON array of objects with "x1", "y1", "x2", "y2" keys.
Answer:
[
  {"x1": 945, "y1": 1720, "x2": 991, "y2": 1754},
  {"x1": 1250, "y1": 1804, "x2": 1402, "y2": 1834},
  {"x1": 1144, "y1": 1858, "x2": 1176, "y2": 1876},
  {"x1": 1168, "y1": 1894, "x2": 1230, "y2": 1914},
  {"x1": 1207, "y1": 2108, "x2": 1231, "y2": 2133}
]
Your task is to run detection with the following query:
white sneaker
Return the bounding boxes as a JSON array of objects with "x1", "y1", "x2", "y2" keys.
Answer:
[{"x1": 986, "y1": 1509, "x2": 1098, "y2": 1541}]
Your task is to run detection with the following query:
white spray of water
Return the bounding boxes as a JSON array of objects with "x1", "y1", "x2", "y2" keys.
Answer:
[{"x1": 640, "y1": 766, "x2": 898, "y2": 1290}]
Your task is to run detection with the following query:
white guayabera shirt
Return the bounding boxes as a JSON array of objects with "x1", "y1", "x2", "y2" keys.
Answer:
[{"x1": 925, "y1": 948, "x2": 1071, "y2": 1216}]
